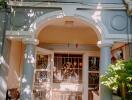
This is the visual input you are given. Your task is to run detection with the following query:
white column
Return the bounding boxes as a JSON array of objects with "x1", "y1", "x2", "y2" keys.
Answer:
[
  {"x1": 83, "y1": 53, "x2": 88, "y2": 100},
  {"x1": 20, "y1": 38, "x2": 38, "y2": 100},
  {"x1": 98, "y1": 40, "x2": 113, "y2": 100}
]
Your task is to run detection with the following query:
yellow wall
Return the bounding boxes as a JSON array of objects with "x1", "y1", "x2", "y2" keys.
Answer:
[{"x1": 7, "y1": 40, "x2": 24, "y2": 89}]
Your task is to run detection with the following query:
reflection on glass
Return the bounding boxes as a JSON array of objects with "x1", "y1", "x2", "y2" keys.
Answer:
[
  {"x1": 89, "y1": 57, "x2": 99, "y2": 71},
  {"x1": 88, "y1": 57, "x2": 99, "y2": 88},
  {"x1": 53, "y1": 54, "x2": 82, "y2": 83}
]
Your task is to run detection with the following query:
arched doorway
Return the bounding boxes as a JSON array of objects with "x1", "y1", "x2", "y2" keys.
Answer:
[
  {"x1": 33, "y1": 15, "x2": 101, "y2": 100},
  {"x1": 6, "y1": 9, "x2": 131, "y2": 100}
]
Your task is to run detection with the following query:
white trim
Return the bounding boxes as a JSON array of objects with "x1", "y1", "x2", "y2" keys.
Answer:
[
  {"x1": 6, "y1": 30, "x2": 132, "y2": 43},
  {"x1": 83, "y1": 53, "x2": 88, "y2": 100},
  {"x1": 23, "y1": 38, "x2": 39, "y2": 45},
  {"x1": 29, "y1": 10, "x2": 108, "y2": 40},
  {"x1": 6, "y1": 30, "x2": 31, "y2": 39},
  {"x1": 36, "y1": 46, "x2": 100, "y2": 55},
  {"x1": 8, "y1": 1, "x2": 126, "y2": 10},
  {"x1": 97, "y1": 40, "x2": 113, "y2": 47},
  {"x1": 36, "y1": 47, "x2": 54, "y2": 55},
  {"x1": 39, "y1": 43, "x2": 99, "y2": 52},
  {"x1": 105, "y1": 34, "x2": 132, "y2": 42},
  {"x1": 53, "y1": 50, "x2": 100, "y2": 56}
]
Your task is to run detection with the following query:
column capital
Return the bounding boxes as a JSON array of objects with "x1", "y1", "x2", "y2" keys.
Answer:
[
  {"x1": 124, "y1": 0, "x2": 132, "y2": 15},
  {"x1": 124, "y1": 0, "x2": 132, "y2": 3},
  {"x1": 22, "y1": 38, "x2": 39, "y2": 45},
  {"x1": 97, "y1": 40, "x2": 113, "y2": 48}
]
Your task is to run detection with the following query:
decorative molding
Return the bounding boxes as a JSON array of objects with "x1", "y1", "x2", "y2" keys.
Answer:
[
  {"x1": 11, "y1": 11, "x2": 28, "y2": 27},
  {"x1": 30, "y1": 10, "x2": 108, "y2": 41},
  {"x1": 104, "y1": 34, "x2": 132, "y2": 42},
  {"x1": 111, "y1": 15, "x2": 127, "y2": 31},
  {"x1": 36, "y1": 47, "x2": 53, "y2": 55},
  {"x1": 97, "y1": 40, "x2": 113, "y2": 48},
  {"x1": 8, "y1": 1, "x2": 126, "y2": 10},
  {"x1": 38, "y1": 43, "x2": 99, "y2": 51},
  {"x1": 6, "y1": 30, "x2": 31, "y2": 38},
  {"x1": 23, "y1": 38, "x2": 39, "y2": 45},
  {"x1": 124, "y1": 0, "x2": 132, "y2": 15}
]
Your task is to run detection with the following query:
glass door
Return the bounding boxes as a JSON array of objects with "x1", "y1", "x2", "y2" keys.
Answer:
[
  {"x1": 33, "y1": 47, "x2": 54, "y2": 100},
  {"x1": 52, "y1": 53, "x2": 82, "y2": 100},
  {"x1": 88, "y1": 56, "x2": 100, "y2": 100},
  {"x1": 33, "y1": 50, "x2": 83, "y2": 100}
]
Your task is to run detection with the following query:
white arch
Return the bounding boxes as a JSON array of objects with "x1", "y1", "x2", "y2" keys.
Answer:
[{"x1": 29, "y1": 10, "x2": 109, "y2": 41}]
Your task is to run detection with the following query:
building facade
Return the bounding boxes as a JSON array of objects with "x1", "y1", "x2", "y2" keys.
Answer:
[{"x1": 0, "y1": 0, "x2": 132, "y2": 100}]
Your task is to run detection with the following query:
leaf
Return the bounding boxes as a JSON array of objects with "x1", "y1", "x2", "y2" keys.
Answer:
[{"x1": 100, "y1": 60, "x2": 132, "y2": 93}]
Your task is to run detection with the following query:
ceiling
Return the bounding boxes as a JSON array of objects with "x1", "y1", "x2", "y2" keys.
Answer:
[{"x1": 38, "y1": 17, "x2": 98, "y2": 45}]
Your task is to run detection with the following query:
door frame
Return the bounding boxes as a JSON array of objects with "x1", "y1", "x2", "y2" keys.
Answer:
[{"x1": 35, "y1": 47, "x2": 100, "y2": 100}]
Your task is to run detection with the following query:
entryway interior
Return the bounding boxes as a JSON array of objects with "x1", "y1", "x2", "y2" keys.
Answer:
[{"x1": 34, "y1": 17, "x2": 100, "y2": 100}]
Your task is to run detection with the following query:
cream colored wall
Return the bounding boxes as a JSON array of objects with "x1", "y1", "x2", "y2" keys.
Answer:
[
  {"x1": 7, "y1": 40, "x2": 24, "y2": 89},
  {"x1": 38, "y1": 26, "x2": 98, "y2": 45}
]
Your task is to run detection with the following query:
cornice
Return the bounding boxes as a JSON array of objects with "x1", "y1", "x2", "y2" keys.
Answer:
[
  {"x1": 97, "y1": 40, "x2": 113, "y2": 48},
  {"x1": 104, "y1": 34, "x2": 132, "y2": 42},
  {"x1": 8, "y1": 1, "x2": 126, "y2": 10},
  {"x1": 6, "y1": 30, "x2": 32, "y2": 39},
  {"x1": 6, "y1": 30, "x2": 29, "y2": 35},
  {"x1": 6, "y1": 30, "x2": 39, "y2": 45}
]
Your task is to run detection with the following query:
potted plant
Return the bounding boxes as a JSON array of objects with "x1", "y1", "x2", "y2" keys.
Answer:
[{"x1": 100, "y1": 60, "x2": 132, "y2": 100}]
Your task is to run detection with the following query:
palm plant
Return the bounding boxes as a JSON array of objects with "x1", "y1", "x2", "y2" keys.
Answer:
[{"x1": 101, "y1": 60, "x2": 132, "y2": 100}]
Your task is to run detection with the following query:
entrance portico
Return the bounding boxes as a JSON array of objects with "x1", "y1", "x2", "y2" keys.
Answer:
[
  {"x1": 6, "y1": 9, "x2": 131, "y2": 100},
  {"x1": 19, "y1": 10, "x2": 113, "y2": 100},
  {"x1": 0, "y1": 0, "x2": 130, "y2": 100}
]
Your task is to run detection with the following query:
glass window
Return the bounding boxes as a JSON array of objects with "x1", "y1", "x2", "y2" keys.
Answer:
[{"x1": 53, "y1": 53, "x2": 82, "y2": 83}]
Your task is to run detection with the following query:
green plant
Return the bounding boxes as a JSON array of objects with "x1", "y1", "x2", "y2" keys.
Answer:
[
  {"x1": 0, "y1": 0, "x2": 6, "y2": 9},
  {"x1": 100, "y1": 60, "x2": 132, "y2": 100}
]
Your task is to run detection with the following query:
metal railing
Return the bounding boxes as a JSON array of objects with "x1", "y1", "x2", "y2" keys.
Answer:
[
  {"x1": 52, "y1": 90, "x2": 82, "y2": 100},
  {"x1": 54, "y1": 56, "x2": 82, "y2": 83}
]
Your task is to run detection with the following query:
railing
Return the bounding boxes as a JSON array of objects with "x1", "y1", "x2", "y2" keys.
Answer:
[
  {"x1": 33, "y1": 89, "x2": 82, "y2": 100},
  {"x1": 34, "y1": 69, "x2": 51, "y2": 84},
  {"x1": 54, "y1": 55, "x2": 82, "y2": 83},
  {"x1": 52, "y1": 90, "x2": 82, "y2": 100},
  {"x1": 33, "y1": 89, "x2": 51, "y2": 100}
]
